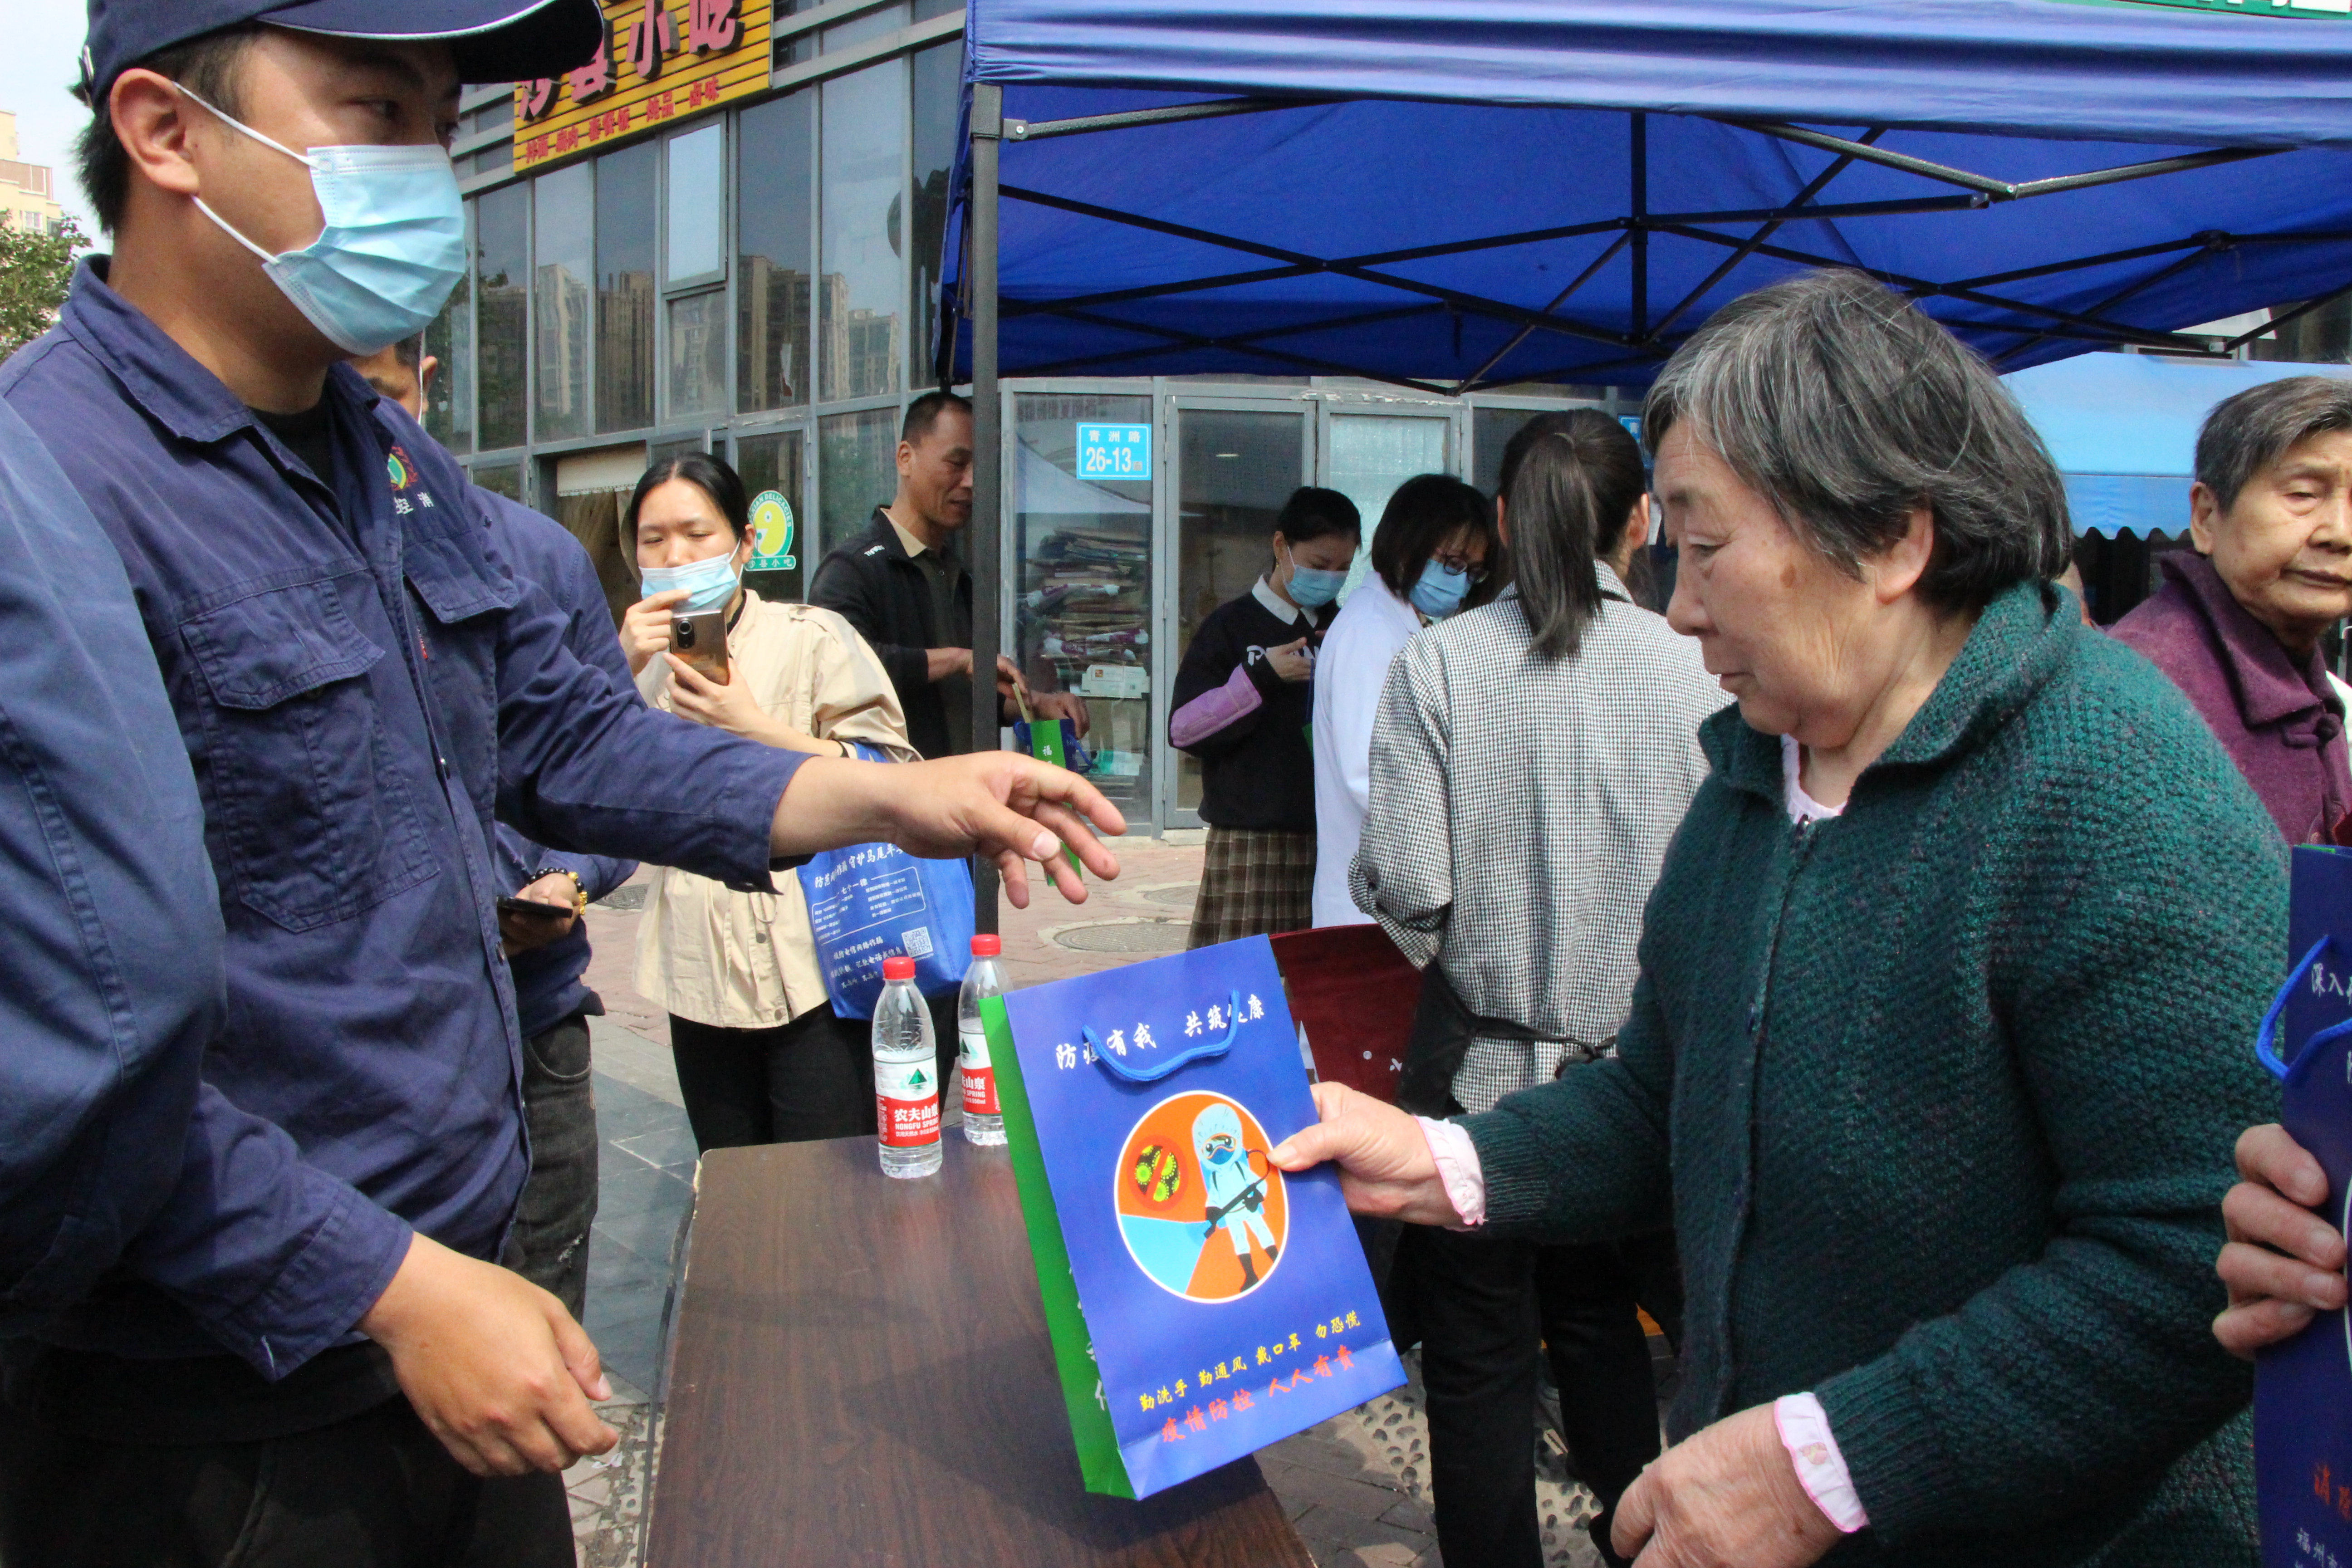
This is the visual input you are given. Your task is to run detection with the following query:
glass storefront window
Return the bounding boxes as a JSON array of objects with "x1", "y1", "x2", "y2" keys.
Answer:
[
  {"x1": 1328, "y1": 412, "x2": 1449, "y2": 603},
  {"x1": 737, "y1": 93, "x2": 814, "y2": 413},
  {"x1": 475, "y1": 183, "x2": 529, "y2": 451},
  {"x1": 596, "y1": 142, "x2": 657, "y2": 433},
  {"x1": 823, "y1": 1, "x2": 906, "y2": 49},
  {"x1": 818, "y1": 407, "x2": 898, "y2": 552},
  {"x1": 820, "y1": 59, "x2": 906, "y2": 402},
  {"x1": 472, "y1": 461, "x2": 523, "y2": 502},
  {"x1": 666, "y1": 122, "x2": 726, "y2": 285},
  {"x1": 424, "y1": 202, "x2": 473, "y2": 455},
  {"x1": 1175, "y1": 407, "x2": 1306, "y2": 813},
  {"x1": 735, "y1": 428, "x2": 808, "y2": 603},
  {"x1": 1015, "y1": 393, "x2": 1155, "y2": 813},
  {"x1": 1471, "y1": 405, "x2": 1546, "y2": 499},
  {"x1": 667, "y1": 290, "x2": 728, "y2": 418},
  {"x1": 533, "y1": 162, "x2": 594, "y2": 442},
  {"x1": 910, "y1": 42, "x2": 958, "y2": 388}
]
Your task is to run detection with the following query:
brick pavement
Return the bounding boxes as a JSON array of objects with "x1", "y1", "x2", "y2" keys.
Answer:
[{"x1": 559, "y1": 834, "x2": 1624, "y2": 1567}]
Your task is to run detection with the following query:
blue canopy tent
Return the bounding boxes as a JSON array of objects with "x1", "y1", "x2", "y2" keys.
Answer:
[
  {"x1": 935, "y1": 0, "x2": 2352, "y2": 920},
  {"x1": 2005, "y1": 355, "x2": 2352, "y2": 538}
]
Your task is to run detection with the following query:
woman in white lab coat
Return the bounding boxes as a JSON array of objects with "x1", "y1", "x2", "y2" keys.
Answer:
[{"x1": 1309, "y1": 475, "x2": 1494, "y2": 927}]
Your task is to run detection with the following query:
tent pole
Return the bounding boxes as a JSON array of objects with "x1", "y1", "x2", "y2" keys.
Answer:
[
  {"x1": 1631, "y1": 112, "x2": 1648, "y2": 347},
  {"x1": 971, "y1": 80, "x2": 1004, "y2": 936}
]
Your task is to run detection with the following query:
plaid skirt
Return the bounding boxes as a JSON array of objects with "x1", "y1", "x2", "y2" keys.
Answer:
[{"x1": 1187, "y1": 826, "x2": 1318, "y2": 949}]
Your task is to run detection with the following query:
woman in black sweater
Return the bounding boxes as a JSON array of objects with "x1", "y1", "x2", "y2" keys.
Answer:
[{"x1": 1170, "y1": 487, "x2": 1362, "y2": 946}]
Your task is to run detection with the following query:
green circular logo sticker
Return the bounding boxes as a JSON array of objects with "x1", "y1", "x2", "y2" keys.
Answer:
[{"x1": 749, "y1": 490, "x2": 795, "y2": 569}]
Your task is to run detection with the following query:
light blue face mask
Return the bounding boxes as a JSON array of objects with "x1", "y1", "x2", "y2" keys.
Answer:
[
  {"x1": 642, "y1": 550, "x2": 744, "y2": 615},
  {"x1": 1280, "y1": 543, "x2": 1349, "y2": 610},
  {"x1": 1409, "y1": 559, "x2": 1472, "y2": 618},
  {"x1": 181, "y1": 88, "x2": 466, "y2": 356}
]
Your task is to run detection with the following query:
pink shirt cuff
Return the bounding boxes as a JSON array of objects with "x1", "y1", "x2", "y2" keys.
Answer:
[
  {"x1": 1774, "y1": 1392, "x2": 1868, "y2": 1533},
  {"x1": 1415, "y1": 1116, "x2": 1486, "y2": 1229}
]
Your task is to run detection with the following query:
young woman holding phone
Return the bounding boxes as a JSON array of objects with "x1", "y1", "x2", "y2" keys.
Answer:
[{"x1": 620, "y1": 453, "x2": 923, "y2": 1150}]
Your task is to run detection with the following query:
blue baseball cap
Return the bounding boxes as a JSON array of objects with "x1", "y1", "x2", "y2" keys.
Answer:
[{"x1": 80, "y1": 0, "x2": 604, "y2": 101}]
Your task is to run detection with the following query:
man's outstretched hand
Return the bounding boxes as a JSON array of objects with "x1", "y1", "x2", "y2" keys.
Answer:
[
  {"x1": 359, "y1": 1233, "x2": 617, "y2": 1477},
  {"x1": 771, "y1": 750, "x2": 1124, "y2": 906}
]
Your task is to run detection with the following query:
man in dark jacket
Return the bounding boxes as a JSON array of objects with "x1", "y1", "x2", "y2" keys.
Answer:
[{"x1": 812, "y1": 391, "x2": 1086, "y2": 757}]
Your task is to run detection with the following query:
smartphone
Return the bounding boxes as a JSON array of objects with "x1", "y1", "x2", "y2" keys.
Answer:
[
  {"x1": 496, "y1": 895, "x2": 573, "y2": 924},
  {"x1": 670, "y1": 609, "x2": 730, "y2": 685}
]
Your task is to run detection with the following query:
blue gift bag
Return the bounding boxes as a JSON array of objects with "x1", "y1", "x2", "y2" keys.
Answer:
[
  {"x1": 980, "y1": 936, "x2": 1405, "y2": 1499},
  {"x1": 795, "y1": 745, "x2": 975, "y2": 1019},
  {"x1": 2256, "y1": 845, "x2": 2352, "y2": 1566}
]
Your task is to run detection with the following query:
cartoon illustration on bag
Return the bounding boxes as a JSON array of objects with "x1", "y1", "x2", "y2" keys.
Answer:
[{"x1": 1117, "y1": 1093, "x2": 1287, "y2": 1301}]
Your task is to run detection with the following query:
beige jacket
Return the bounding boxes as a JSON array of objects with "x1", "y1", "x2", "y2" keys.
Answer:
[{"x1": 634, "y1": 591, "x2": 920, "y2": 1029}]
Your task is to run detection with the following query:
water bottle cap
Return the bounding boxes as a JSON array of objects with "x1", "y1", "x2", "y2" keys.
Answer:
[
  {"x1": 971, "y1": 934, "x2": 1002, "y2": 957},
  {"x1": 882, "y1": 956, "x2": 917, "y2": 981}
]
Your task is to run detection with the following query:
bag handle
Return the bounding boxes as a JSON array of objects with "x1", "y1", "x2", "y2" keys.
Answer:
[
  {"x1": 2256, "y1": 936, "x2": 2352, "y2": 1081},
  {"x1": 1088, "y1": 989, "x2": 1245, "y2": 1084}
]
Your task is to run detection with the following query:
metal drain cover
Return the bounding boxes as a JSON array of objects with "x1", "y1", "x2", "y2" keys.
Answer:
[
  {"x1": 1142, "y1": 884, "x2": 1200, "y2": 907},
  {"x1": 1051, "y1": 919, "x2": 1188, "y2": 954},
  {"x1": 595, "y1": 885, "x2": 649, "y2": 912}
]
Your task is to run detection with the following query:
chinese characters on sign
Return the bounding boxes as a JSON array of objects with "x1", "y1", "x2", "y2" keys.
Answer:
[
  {"x1": 1076, "y1": 422, "x2": 1153, "y2": 481},
  {"x1": 513, "y1": 0, "x2": 773, "y2": 173},
  {"x1": 1054, "y1": 991, "x2": 1264, "y2": 1071},
  {"x1": 1137, "y1": 1309, "x2": 1367, "y2": 1442}
]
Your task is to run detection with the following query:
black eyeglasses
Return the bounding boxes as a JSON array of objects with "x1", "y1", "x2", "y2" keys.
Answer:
[{"x1": 1431, "y1": 550, "x2": 1490, "y2": 583}]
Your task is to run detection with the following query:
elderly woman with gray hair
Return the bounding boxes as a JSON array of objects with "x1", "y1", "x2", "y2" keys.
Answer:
[{"x1": 1272, "y1": 269, "x2": 2281, "y2": 1568}]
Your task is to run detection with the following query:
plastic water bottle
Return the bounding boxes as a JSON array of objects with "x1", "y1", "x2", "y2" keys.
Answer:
[
  {"x1": 873, "y1": 956, "x2": 942, "y2": 1178},
  {"x1": 958, "y1": 935, "x2": 1009, "y2": 1146}
]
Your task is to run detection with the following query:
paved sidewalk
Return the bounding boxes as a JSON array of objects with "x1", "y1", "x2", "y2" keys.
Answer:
[{"x1": 558, "y1": 836, "x2": 1642, "y2": 1566}]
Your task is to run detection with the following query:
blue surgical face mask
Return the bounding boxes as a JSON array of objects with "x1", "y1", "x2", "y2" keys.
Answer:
[
  {"x1": 1409, "y1": 559, "x2": 1472, "y2": 618},
  {"x1": 1281, "y1": 543, "x2": 1348, "y2": 610},
  {"x1": 180, "y1": 87, "x2": 466, "y2": 356},
  {"x1": 642, "y1": 549, "x2": 743, "y2": 615}
]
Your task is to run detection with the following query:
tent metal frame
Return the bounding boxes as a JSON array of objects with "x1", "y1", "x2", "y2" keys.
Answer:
[{"x1": 954, "y1": 83, "x2": 2317, "y2": 928}]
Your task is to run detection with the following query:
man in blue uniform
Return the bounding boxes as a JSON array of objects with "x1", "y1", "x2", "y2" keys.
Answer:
[
  {"x1": 0, "y1": 400, "x2": 223, "y2": 1339},
  {"x1": 0, "y1": 4, "x2": 1122, "y2": 1561}
]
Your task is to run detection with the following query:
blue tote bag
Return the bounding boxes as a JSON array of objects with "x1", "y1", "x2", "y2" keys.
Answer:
[
  {"x1": 2255, "y1": 844, "x2": 2352, "y2": 1566},
  {"x1": 795, "y1": 744, "x2": 975, "y2": 1020}
]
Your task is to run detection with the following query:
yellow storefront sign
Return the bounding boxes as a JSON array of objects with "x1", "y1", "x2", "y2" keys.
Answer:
[{"x1": 513, "y1": 0, "x2": 772, "y2": 173}]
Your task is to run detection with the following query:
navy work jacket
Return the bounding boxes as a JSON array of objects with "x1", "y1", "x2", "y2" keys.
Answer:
[
  {"x1": 0, "y1": 263, "x2": 807, "y2": 1377},
  {"x1": 480, "y1": 489, "x2": 637, "y2": 1039},
  {"x1": 0, "y1": 399, "x2": 223, "y2": 1338}
]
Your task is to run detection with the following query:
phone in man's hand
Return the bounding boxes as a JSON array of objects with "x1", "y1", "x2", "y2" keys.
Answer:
[{"x1": 496, "y1": 895, "x2": 574, "y2": 924}]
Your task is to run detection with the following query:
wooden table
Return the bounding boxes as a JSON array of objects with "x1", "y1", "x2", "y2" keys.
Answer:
[{"x1": 644, "y1": 1134, "x2": 1314, "y2": 1567}]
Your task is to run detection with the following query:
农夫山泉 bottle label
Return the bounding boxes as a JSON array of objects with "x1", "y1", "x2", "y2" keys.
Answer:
[
  {"x1": 959, "y1": 1025, "x2": 998, "y2": 1116},
  {"x1": 876, "y1": 1058, "x2": 940, "y2": 1147}
]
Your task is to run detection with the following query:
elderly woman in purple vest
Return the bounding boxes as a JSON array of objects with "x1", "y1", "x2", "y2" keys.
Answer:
[
  {"x1": 2111, "y1": 376, "x2": 2352, "y2": 846},
  {"x1": 2184, "y1": 380, "x2": 2352, "y2": 1364}
]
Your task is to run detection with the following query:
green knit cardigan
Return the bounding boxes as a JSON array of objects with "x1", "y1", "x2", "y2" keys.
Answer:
[{"x1": 1464, "y1": 580, "x2": 2284, "y2": 1566}]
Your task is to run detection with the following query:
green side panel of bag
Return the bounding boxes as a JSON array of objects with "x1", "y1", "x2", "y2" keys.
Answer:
[{"x1": 984, "y1": 993, "x2": 1135, "y2": 1499}]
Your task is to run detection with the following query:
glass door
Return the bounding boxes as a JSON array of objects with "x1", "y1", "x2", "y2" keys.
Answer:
[
  {"x1": 1010, "y1": 392, "x2": 1156, "y2": 822},
  {"x1": 1166, "y1": 401, "x2": 1313, "y2": 828},
  {"x1": 1321, "y1": 408, "x2": 1455, "y2": 604}
]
